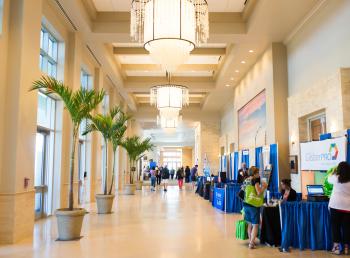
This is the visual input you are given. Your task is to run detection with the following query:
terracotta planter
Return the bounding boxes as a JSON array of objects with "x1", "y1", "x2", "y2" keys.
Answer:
[
  {"x1": 124, "y1": 184, "x2": 136, "y2": 195},
  {"x1": 56, "y1": 208, "x2": 86, "y2": 241},
  {"x1": 95, "y1": 194, "x2": 115, "y2": 214},
  {"x1": 136, "y1": 181, "x2": 143, "y2": 190}
]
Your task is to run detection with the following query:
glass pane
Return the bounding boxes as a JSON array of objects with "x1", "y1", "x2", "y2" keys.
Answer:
[
  {"x1": 34, "y1": 133, "x2": 45, "y2": 186},
  {"x1": 35, "y1": 192, "x2": 42, "y2": 212}
]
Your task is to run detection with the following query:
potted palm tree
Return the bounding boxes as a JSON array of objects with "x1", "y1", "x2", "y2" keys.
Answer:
[
  {"x1": 121, "y1": 136, "x2": 154, "y2": 195},
  {"x1": 83, "y1": 107, "x2": 129, "y2": 213},
  {"x1": 31, "y1": 76, "x2": 104, "y2": 240}
]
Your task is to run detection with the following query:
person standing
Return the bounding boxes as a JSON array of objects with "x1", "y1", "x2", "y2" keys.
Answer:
[
  {"x1": 170, "y1": 168, "x2": 175, "y2": 180},
  {"x1": 190, "y1": 165, "x2": 198, "y2": 190},
  {"x1": 156, "y1": 166, "x2": 162, "y2": 186},
  {"x1": 162, "y1": 165, "x2": 170, "y2": 192},
  {"x1": 328, "y1": 161, "x2": 350, "y2": 255},
  {"x1": 150, "y1": 166, "x2": 156, "y2": 191},
  {"x1": 176, "y1": 167, "x2": 184, "y2": 190},
  {"x1": 243, "y1": 166, "x2": 267, "y2": 249},
  {"x1": 185, "y1": 166, "x2": 191, "y2": 183},
  {"x1": 237, "y1": 162, "x2": 248, "y2": 184}
]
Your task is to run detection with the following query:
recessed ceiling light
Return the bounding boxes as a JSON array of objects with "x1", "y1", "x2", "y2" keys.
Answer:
[
  {"x1": 241, "y1": 61, "x2": 246, "y2": 64},
  {"x1": 249, "y1": 50, "x2": 254, "y2": 53},
  {"x1": 235, "y1": 70, "x2": 239, "y2": 73},
  {"x1": 230, "y1": 77, "x2": 235, "y2": 81},
  {"x1": 225, "y1": 84, "x2": 230, "y2": 87}
]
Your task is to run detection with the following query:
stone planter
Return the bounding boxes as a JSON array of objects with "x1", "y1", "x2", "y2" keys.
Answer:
[
  {"x1": 124, "y1": 184, "x2": 136, "y2": 195},
  {"x1": 56, "y1": 208, "x2": 86, "y2": 241},
  {"x1": 95, "y1": 194, "x2": 115, "y2": 214},
  {"x1": 136, "y1": 181, "x2": 143, "y2": 190}
]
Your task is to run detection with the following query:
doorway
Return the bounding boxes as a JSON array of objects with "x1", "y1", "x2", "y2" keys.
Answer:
[{"x1": 34, "y1": 130, "x2": 49, "y2": 220}]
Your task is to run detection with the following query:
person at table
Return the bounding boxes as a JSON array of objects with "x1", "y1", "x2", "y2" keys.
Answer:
[
  {"x1": 280, "y1": 179, "x2": 297, "y2": 202},
  {"x1": 243, "y1": 166, "x2": 267, "y2": 249},
  {"x1": 328, "y1": 161, "x2": 350, "y2": 255},
  {"x1": 237, "y1": 162, "x2": 248, "y2": 184}
]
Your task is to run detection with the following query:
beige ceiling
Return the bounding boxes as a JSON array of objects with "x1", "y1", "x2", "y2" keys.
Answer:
[{"x1": 54, "y1": 0, "x2": 322, "y2": 145}]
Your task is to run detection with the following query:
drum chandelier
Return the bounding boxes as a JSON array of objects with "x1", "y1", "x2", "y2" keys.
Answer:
[{"x1": 131, "y1": 0, "x2": 209, "y2": 72}]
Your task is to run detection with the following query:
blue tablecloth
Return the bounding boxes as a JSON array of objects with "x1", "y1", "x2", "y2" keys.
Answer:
[
  {"x1": 226, "y1": 183, "x2": 243, "y2": 213},
  {"x1": 212, "y1": 187, "x2": 225, "y2": 211},
  {"x1": 280, "y1": 201, "x2": 332, "y2": 251}
]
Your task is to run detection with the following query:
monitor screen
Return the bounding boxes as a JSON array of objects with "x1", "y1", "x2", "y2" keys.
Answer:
[{"x1": 307, "y1": 185, "x2": 324, "y2": 195}]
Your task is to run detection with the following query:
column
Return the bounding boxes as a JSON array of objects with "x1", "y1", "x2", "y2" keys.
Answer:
[{"x1": 0, "y1": 0, "x2": 43, "y2": 244}]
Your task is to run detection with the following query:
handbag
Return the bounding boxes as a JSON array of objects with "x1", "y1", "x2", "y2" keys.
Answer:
[
  {"x1": 244, "y1": 185, "x2": 264, "y2": 207},
  {"x1": 235, "y1": 220, "x2": 248, "y2": 240},
  {"x1": 238, "y1": 188, "x2": 245, "y2": 201}
]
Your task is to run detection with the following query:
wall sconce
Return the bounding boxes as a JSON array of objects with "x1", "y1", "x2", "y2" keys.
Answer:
[
  {"x1": 24, "y1": 177, "x2": 30, "y2": 189},
  {"x1": 290, "y1": 134, "x2": 296, "y2": 146}
]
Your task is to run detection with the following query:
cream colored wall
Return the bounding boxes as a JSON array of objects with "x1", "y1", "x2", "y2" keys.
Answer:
[
  {"x1": 182, "y1": 148, "x2": 193, "y2": 168},
  {"x1": 219, "y1": 43, "x2": 290, "y2": 183},
  {"x1": 286, "y1": 0, "x2": 350, "y2": 192}
]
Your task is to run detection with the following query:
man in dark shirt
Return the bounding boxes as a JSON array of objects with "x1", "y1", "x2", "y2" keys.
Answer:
[{"x1": 237, "y1": 162, "x2": 248, "y2": 184}]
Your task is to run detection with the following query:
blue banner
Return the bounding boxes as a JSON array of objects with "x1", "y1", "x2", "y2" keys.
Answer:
[
  {"x1": 242, "y1": 150, "x2": 250, "y2": 167},
  {"x1": 213, "y1": 187, "x2": 225, "y2": 211},
  {"x1": 269, "y1": 144, "x2": 279, "y2": 193},
  {"x1": 255, "y1": 147, "x2": 263, "y2": 169},
  {"x1": 234, "y1": 152, "x2": 239, "y2": 180}
]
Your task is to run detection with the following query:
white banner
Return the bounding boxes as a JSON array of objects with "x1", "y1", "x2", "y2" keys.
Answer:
[{"x1": 300, "y1": 137, "x2": 347, "y2": 171}]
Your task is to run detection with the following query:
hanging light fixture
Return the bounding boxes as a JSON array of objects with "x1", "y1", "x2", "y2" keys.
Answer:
[
  {"x1": 150, "y1": 72, "x2": 189, "y2": 128},
  {"x1": 131, "y1": 0, "x2": 209, "y2": 72}
]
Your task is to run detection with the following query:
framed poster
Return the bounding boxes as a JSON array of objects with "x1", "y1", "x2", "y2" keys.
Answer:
[{"x1": 238, "y1": 90, "x2": 267, "y2": 149}]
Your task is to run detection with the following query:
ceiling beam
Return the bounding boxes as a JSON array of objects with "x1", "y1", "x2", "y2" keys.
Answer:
[
  {"x1": 121, "y1": 64, "x2": 218, "y2": 72},
  {"x1": 113, "y1": 47, "x2": 226, "y2": 56},
  {"x1": 91, "y1": 12, "x2": 246, "y2": 42}
]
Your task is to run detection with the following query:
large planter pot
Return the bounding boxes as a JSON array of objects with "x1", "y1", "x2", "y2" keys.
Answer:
[
  {"x1": 95, "y1": 194, "x2": 115, "y2": 214},
  {"x1": 56, "y1": 208, "x2": 86, "y2": 241},
  {"x1": 124, "y1": 184, "x2": 136, "y2": 195},
  {"x1": 136, "y1": 181, "x2": 143, "y2": 190}
]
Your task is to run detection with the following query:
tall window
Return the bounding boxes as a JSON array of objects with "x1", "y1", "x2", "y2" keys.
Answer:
[
  {"x1": 78, "y1": 69, "x2": 93, "y2": 204},
  {"x1": 308, "y1": 113, "x2": 326, "y2": 141},
  {"x1": 162, "y1": 150, "x2": 182, "y2": 170},
  {"x1": 0, "y1": 0, "x2": 4, "y2": 35},
  {"x1": 34, "y1": 92, "x2": 56, "y2": 219},
  {"x1": 40, "y1": 26, "x2": 58, "y2": 78}
]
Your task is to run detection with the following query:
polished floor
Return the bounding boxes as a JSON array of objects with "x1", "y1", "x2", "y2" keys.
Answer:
[{"x1": 0, "y1": 184, "x2": 334, "y2": 258}]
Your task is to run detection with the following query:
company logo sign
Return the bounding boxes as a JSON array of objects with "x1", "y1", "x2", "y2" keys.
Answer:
[{"x1": 305, "y1": 143, "x2": 339, "y2": 162}]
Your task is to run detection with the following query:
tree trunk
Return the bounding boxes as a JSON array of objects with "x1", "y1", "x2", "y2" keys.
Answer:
[
  {"x1": 68, "y1": 128, "x2": 78, "y2": 211},
  {"x1": 103, "y1": 138, "x2": 108, "y2": 195},
  {"x1": 108, "y1": 148, "x2": 116, "y2": 195}
]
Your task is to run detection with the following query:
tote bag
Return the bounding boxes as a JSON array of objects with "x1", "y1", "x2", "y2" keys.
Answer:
[{"x1": 244, "y1": 185, "x2": 264, "y2": 207}]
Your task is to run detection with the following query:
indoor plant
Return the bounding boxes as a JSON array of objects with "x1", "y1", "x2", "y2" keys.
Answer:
[
  {"x1": 121, "y1": 136, "x2": 153, "y2": 195},
  {"x1": 83, "y1": 107, "x2": 129, "y2": 213},
  {"x1": 31, "y1": 76, "x2": 104, "y2": 240}
]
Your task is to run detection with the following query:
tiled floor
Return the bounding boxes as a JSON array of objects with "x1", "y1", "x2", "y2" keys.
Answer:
[{"x1": 0, "y1": 185, "x2": 334, "y2": 258}]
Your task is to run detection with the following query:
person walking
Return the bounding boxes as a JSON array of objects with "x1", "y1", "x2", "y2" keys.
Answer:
[
  {"x1": 162, "y1": 165, "x2": 170, "y2": 192},
  {"x1": 185, "y1": 166, "x2": 191, "y2": 183},
  {"x1": 156, "y1": 166, "x2": 162, "y2": 186},
  {"x1": 176, "y1": 167, "x2": 184, "y2": 190},
  {"x1": 190, "y1": 165, "x2": 198, "y2": 190},
  {"x1": 243, "y1": 166, "x2": 267, "y2": 249},
  {"x1": 328, "y1": 161, "x2": 350, "y2": 255},
  {"x1": 150, "y1": 166, "x2": 156, "y2": 191}
]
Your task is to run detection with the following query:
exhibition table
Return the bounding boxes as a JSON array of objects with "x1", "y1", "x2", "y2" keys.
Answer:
[
  {"x1": 225, "y1": 183, "x2": 243, "y2": 213},
  {"x1": 280, "y1": 201, "x2": 332, "y2": 251},
  {"x1": 260, "y1": 205, "x2": 281, "y2": 246}
]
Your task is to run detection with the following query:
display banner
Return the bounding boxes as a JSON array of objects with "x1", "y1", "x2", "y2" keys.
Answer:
[
  {"x1": 213, "y1": 188, "x2": 225, "y2": 211},
  {"x1": 300, "y1": 137, "x2": 347, "y2": 171}
]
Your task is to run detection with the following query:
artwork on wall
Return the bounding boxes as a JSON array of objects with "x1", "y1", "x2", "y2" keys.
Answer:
[{"x1": 238, "y1": 90, "x2": 266, "y2": 149}]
